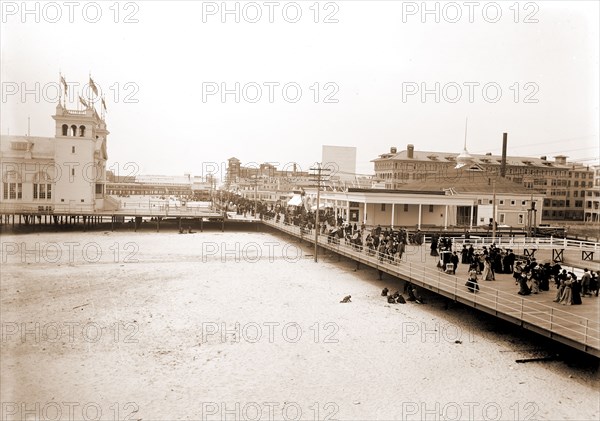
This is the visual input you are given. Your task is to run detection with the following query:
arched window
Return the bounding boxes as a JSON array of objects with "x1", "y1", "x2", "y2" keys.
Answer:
[
  {"x1": 62, "y1": 124, "x2": 68, "y2": 136},
  {"x1": 79, "y1": 125, "x2": 86, "y2": 137},
  {"x1": 70, "y1": 125, "x2": 77, "y2": 136}
]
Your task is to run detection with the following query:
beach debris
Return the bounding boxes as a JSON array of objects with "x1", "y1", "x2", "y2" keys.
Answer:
[
  {"x1": 340, "y1": 295, "x2": 352, "y2": 303},
  {"x1": 455, "y1": 340, "x2": 462, "y2": 344},
  {"x1": 72, "y1": 303, "x2": 90, "y2": 310},
  {"x1": 515, "y1": 355, "x2": 559, "y2": 363},
  {"x1": 353, "y1": 401, "x2": 360, "y2": 405}
]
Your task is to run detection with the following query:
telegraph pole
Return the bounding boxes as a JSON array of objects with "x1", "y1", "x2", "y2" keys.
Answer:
[{"x1": 310, "y1": 163, "x2": 331, "y2": 263}]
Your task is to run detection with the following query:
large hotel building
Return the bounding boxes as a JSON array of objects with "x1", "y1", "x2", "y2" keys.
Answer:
[{"x1": 372, "y1": 144, "x2": 598, "y2": 223}]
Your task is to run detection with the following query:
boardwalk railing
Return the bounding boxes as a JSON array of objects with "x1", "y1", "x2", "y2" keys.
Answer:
[
  {"x1": 0, "y1": 203, "x2": 222, "y2": 218},
  {"x1": 263, "y1": 217, "x2": 600, "y2": 355},
  {"x1": 452, "y1": 236, "x2": 600, "y2": 252}
]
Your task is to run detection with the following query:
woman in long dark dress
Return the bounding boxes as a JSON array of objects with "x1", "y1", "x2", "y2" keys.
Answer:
[
  {"x1": 571, "y1": 279, "x2": 582, "y2": 305},
  {"x1": 430, "y1": 235, "x2": 439, "y2": 257},
  {"x1": 517, "y1": 273, "x2": 531, "y2": 295},
  {"x1": 466, "y1": 265, "x2": 480, "y2": 293}
]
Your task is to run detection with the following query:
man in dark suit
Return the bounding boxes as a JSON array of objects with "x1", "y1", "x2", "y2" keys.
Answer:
[{"x1": 450, "y1": 252, "x2": 459, "y2": 275}]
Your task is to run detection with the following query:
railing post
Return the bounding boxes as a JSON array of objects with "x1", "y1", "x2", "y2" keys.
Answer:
[
  {"x1": 584, "y1": 319, "x2": 589, "y2": 346},
  {"x1": 495, "y1": 290, "x2": 498, "y2": 311},
  {"x1": 520, "y1": 299, "x2": 524, "y2": 319},
  {"x1": 550, "y1": 307, "x2": 553, "y2": 332}
]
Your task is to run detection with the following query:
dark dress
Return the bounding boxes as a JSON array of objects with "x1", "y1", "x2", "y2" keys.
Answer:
[
  {"x1": 571, "y1": 280, "x2": 582, "y2": 305},
  {"x1": 517, "y1": 276, "x2": 531, "y2": 295}
]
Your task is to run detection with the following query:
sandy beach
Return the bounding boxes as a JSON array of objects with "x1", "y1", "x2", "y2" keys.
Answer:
[{"x1": 1, "y1": 229, "x2": 598, "y2": 420}]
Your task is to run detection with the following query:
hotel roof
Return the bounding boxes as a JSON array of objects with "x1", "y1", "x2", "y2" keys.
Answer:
[{"x1": 371, "y1": 147, "x2": 587, "y2": 170}]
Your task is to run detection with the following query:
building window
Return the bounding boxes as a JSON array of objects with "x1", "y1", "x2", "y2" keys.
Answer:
[
  {"x1": 428, "y1": 205, "x2": 434, "y2": 213},
  {"x1": 62, "y1": 124, "x2": 68, "y2": 136},
  {"x1": 403, "y1": 204, "x2": 408, "y2": 212},
  {"x1": 381, "y1": 204, "x2": 386, "y2": 211},
  {"x1": 521, "y1": 200, "x2": 526, "y2": 205},
  {"x1": 5, "y1": 183, "x2": 22, "y2": 200},
  {"x1": 72, "y1": 146, "x2": 75, "y2": 153},
  {"x1": 70, "y1": 125, "x2": 77, "y2": 136},
  {"x1": 79, "y1": 125, "x2": 86, "y2": 137},
  {"x1": 574, "y1": 191, "x2": 578, "y2": 197},
  {"x1": 499, "y1": 213, "x2": 505, "y2": 223},
  {"x1": 499, "y1": 200, "x2": 504, "y2": 205},
  {"x1": 518, "y1": 214, "x2": 524, "y2": 224},
  {"x1": 510, "y1": 200, "x2": 516, "y2": 206}
]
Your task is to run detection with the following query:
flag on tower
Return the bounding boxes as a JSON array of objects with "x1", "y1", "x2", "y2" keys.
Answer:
[
  {"x1": 79, "y1": 95, "x2": 89, "y2": 108},
  {"x1": 89, "y1": 77, "x2": 98, "y2": 96},
  {"x1": 60, "y1": 74, "x2": 68, "y2": 95}
]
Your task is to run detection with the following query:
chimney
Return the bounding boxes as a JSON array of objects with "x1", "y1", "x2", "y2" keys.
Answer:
[
  {"x1": 390, "y1": 146, "x2": 397, "y2": 154},
  {"x1": 407, "y1": 144, "x2": 414, "y2": 159},
  {"x1": 500, "y1": 132, "x2": 507, "y2": 178},
  {"x1": 540, "y1": 156, "x2": 547, "y2": 161}
]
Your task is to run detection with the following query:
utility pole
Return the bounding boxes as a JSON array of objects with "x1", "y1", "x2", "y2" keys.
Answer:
[
  {"x1": 492, "y1": 177, "x2": 497, "y2": 243},
  {"x1": 253, "y1": 174, "x2": 258, "y2": 220},
  {"x1": 310, "y1": 163, "x2": 331, "y2": 263}
]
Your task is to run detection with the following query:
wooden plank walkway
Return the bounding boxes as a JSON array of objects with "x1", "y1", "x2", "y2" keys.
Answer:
[{"x1": 263, "y1": 218, "x2": 600, "y2": 357}]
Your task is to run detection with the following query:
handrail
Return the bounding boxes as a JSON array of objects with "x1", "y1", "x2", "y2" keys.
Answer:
[{"x1": 263, "y1": 216, "x2": 599, "y2": 350}]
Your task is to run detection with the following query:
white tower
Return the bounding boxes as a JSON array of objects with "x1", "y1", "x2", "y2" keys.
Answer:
[{"x1": 52, "y1": 102, "x2": 109, "y2": 211}]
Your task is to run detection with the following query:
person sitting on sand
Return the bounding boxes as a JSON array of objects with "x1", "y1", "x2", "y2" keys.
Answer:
[
  {"x1": 381, "y1": 287, "x2": 389, "y2": 296},
  {"x1": 406, "y1": 284, "x2": 417, "y2": 301},
  {"x1": 387, "y1": 295, "x2": 396, "y2": 304},
  {"x1": 340, "y1": 295, "x2": 352, "y2": 303},
  {"x1": 396, "y1": 294, "x2": 406, "y2": 304}
]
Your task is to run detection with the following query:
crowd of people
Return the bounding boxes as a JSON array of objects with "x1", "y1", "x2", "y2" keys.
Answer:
[{"x1": 224, "y1": 195, "x2": 600, "y2": 307}]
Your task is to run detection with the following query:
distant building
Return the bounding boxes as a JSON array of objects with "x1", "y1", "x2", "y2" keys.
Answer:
[
  {"x1": 588, "y1": 165, "x2": 600, "y2": 222},
  {"x1": 322, "y1": 145, "x2": 357, "y2": 182},
  {"x1": 1, "y1": 103, "x2": 116, "y2": 214},
  {"x1": 106, "y1": 172, "x2": 213, "y2": 201},
  {"x1": 304, "y1": 169, "x2": 544, "y2": 230},
  {"x1": 372, "y1": 144, "x2": 595, "y2": 222},
  {"x1": 224, "y1": 157, "x2": 311, "y2": 205}
]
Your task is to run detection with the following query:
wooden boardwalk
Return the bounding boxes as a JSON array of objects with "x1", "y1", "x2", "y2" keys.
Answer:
[{"x1": 263, "y1": 218, "x2": 600, "y2": 357}]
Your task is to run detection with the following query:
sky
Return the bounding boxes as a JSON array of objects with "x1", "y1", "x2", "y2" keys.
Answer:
[{"x1": 1, "y1": 0, "x2": 599, "y2": 181}]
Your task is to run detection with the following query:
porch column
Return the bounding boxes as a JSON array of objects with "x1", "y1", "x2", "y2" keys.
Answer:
[
  {"x1": 391, "y1": 203, "x2": 395, "y2": 229},
  {"x1": 418, "y1": 203, "x2": 422, "y2": 230},
  {"x1": 444, "y1": 205, "x2": 448, "y2": 230},
  {"x1": 469, "y1": 204, "x2": 474, "y2": 230},
  {"x1": 346, "y1": 200, "x2": 350, "y2": 222},
  {"x1": 363, "y1": 200, "x2": 368, "y2": 225}
]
